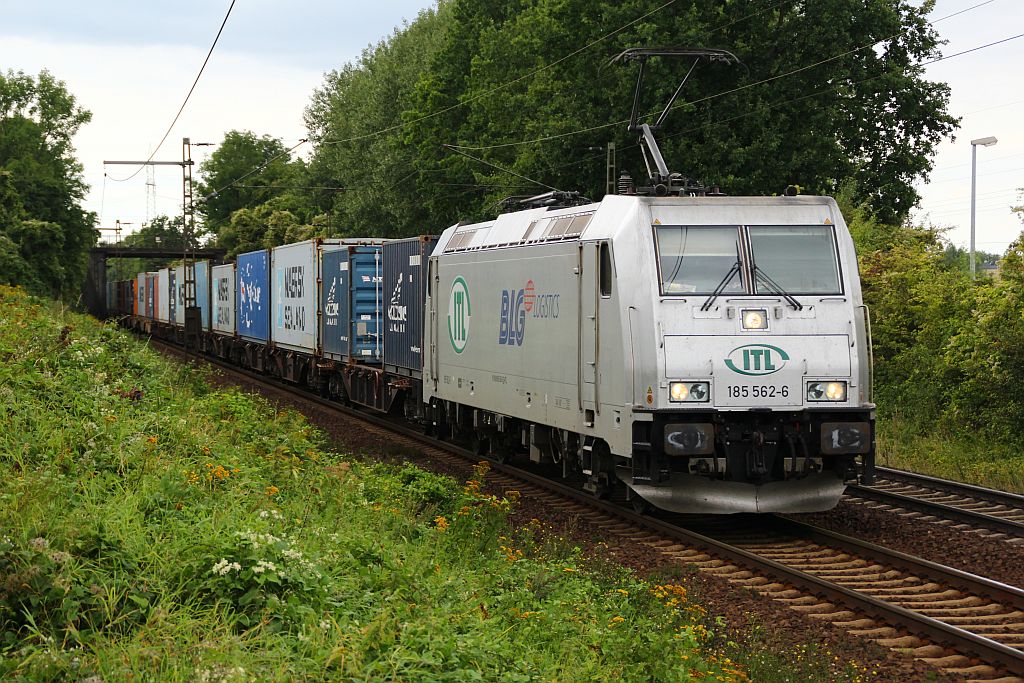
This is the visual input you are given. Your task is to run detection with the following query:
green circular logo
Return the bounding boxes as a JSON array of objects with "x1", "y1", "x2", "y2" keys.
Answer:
[
  {"x1": 447, "y1": 276, "x2": 471, "y2": 353},
  {"x1": 724, "y1": 344, "x2": 790, "y2": 376}
]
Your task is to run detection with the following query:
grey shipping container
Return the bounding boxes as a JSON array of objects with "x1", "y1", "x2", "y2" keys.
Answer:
[{"x1": 383, "y1": 235, "x2": 438, "y2": 375}]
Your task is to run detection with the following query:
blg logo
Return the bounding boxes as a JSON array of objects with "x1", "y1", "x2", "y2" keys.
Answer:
[
  {"x1": 724, "y1": 344, "x2": 789, "y2": 376},
  {"x1": 447, "y1": 276, "x2": 471, "y2": 353},
  {"x1": 498, "y1": 288, "x2": 526, "y2": 346}
]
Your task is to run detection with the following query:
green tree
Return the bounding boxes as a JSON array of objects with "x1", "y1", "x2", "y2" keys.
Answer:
[
  {"x1": 196, "y1": 131, "x2": 302, "y2": 239},
  {"x1": 0, "y1": 69, "x2": 95, "y2": 298},
  {"x1": 304, "y1": 3, "x2": 451, "y2": 237}
]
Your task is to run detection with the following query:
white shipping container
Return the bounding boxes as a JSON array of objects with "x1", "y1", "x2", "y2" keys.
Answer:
[
  {"x1": 212, "y1": 263, "x2": 235, "y2": 336},
  {"x1": 157, "y1": 268, "x2": 170, "y2": 323},
  {"x1": 271, "y1": 240, "x2": 321, "y2": 352},
  {"x1": 173, "y1": 265, "x2": 185, "y2": 327}
]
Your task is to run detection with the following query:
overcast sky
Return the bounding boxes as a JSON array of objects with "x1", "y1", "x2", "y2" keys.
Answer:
[{"x1": 1, "y1": 0, "x2": 1021, "y2": 253}]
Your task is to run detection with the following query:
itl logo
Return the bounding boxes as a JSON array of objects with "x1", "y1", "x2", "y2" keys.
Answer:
[
  {"x1": 725, "y1": 344, "x2": 790, "y2": 376},
  {"x1": 447, "y1": 276, "x2": 471, "y2": 354}
]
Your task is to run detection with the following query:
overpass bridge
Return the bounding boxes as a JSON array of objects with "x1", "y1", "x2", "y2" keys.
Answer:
[{"x1": 84, "y1": 245, "x2": 227, "y2": 318}]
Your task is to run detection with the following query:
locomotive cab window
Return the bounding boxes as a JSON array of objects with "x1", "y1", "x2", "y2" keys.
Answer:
[
  {"x1": 655, "y1": 226, "x2": 743, "y2": 295},
  {"x1": 748, "y1": 226, "x2": 842, "y2": 295}
]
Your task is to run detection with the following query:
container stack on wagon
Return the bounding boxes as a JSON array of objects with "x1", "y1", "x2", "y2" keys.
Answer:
[
  {"x1": 211, "y1": 263, "x2": 235, "y2": 335},
  {"x1": 383, "y1": 236, "x2": 437, "y2": 378},
  {"x1": 195, "y1": 261, "x2": 211, "y2": 332},
  {"x1": 322, "y1": 243, "x2": 386, "y2": 364},
  {"x1": 121, "y1": 235, "x2": 437, "y2": 416}
]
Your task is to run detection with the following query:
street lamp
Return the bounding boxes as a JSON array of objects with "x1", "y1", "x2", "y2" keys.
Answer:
[{"x1": 970, "y1": 136, "x2": 998, "y2": 278}]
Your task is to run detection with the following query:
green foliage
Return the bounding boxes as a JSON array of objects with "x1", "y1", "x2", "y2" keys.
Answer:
[
  {"x1": 110, "y1": 214, "x2": 190, "y2": 277},
  {"x1": 196, "y1": 131, "x2": 319, "y2": 251},
  {"x1": 0, "y1": 70, "x2": 95, "y2": 299},
  {"x1": 841, "y1": 182, "x2": 1024, "y2": 486}
]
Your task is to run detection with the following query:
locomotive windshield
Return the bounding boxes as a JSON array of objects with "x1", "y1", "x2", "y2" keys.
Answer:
[
  {"x1": 656, "y1": 226, "x2": 743, "y2": 294},
  {"x1": 749, "y1": 226, "x2": 841, "y2": 295},
  {"x1": 655, "y1": 225, "x2": 842, "y2": 296}
]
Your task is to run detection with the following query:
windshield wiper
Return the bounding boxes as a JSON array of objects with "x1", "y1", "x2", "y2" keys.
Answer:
[
  {"x1": 754, "y1": 266, "x2": 803, "y2": 310},
  {"x1": 700, "y1": 260, "x2": 741, "y2": 311}
]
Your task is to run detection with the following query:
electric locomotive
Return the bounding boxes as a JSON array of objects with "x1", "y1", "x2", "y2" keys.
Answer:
[
  {"x1": 422, "y1": 48, "x2": 874, "y2": 513},
  {"x1": 424, "y1": 192, "x2": 874, "y2": 513}
]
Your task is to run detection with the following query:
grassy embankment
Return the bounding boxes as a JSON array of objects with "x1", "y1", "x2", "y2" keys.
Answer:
[
  {"x1": 876, "y1": 417, "x2": 1024, "y2": 493},
  {"x1": 0, "y1": 286, "x2": 881, "y2": 681}
]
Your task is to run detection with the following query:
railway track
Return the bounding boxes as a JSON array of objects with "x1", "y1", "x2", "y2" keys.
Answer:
[
  {"x1": 848, "y1": 467, "x2": 1024, "y2": 541},
  {"x1": 151, "y1": 339, "x2": 1024, "y2": 681}
]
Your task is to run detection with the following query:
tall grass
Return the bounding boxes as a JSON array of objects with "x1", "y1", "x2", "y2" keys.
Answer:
[{"x1": 876, "y1": 413, "x2": 1024, "y2": 493}]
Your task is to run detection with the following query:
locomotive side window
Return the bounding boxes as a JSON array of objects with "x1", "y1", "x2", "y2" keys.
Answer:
[
  {"x1": 599, "y1": 242, "x2": 612, "y2": 297},
  {"x1": 748, "y1": 226, "x2": 842, "y2": 295},
  {"x1": 655, "y1": 226, "x2": 743, "y2": 295}
]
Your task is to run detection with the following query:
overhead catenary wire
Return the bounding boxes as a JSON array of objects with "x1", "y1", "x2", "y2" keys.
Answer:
[
  {"x1": 107, "y1": 0, "x2": 237, "y2": 183},
  {"x1": 923, "y1": 186, "x2": 1024, "y2": 208},
  {"x1": 203, "y1": 138, "x2": 308, "y2": 200},
  {"x1": 202, "y1": 0, "x2": 744, "y2": 198},
  {"x1": 278, "y1": 0, "x2": 673, "y2": 157},
  {"x1": 927, "y1": 151, "x2": 1024, "y2": 173},
  {"x1": 442, "y1": 144, "x2": 562, "y2": 192}
]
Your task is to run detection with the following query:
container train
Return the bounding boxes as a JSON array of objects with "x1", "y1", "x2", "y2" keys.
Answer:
[
  {"x1": 109, "y1": 48, "x2": 875, "y2": 514},
  {"x1": 110, "y1": 191, "x2": 875, "y2": 515}
]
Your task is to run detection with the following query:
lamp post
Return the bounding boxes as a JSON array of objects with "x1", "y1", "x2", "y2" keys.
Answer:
[{"x1": 970, "y1": 136, "x2": 998, "y2": 278}]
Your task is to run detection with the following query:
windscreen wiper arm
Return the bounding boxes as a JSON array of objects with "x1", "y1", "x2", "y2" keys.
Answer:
[
  {"x1": 754, "y1": 266, "x2": 803, "y2": 310},
  {"x1": 700, "y1": 261, "x2": 741, "y2": 311}
]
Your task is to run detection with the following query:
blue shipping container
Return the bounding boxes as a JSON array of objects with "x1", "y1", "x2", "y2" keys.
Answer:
[
  {"x1": 195, "y1": 261, "x2": 211, "y2": 330},
  {"x1": 383, "y1": 236, "x2": 438, "y2": 373},
  {"x1": 237, "y1": 250, "x2": 270, "y2": 342},
  {"x1": 321, "y1": 249, "x2": 350, "y2": 360},
  {"x1": 321, "y1": 246, "x2": 383, "y2": 361}
]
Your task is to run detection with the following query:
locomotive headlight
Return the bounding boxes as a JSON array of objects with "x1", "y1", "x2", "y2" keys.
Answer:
[
  {"x1": 688, "y1": 382, "x2": 709, "y2": 401},
  {"x1": 807, "y1": 381, "x2": 847, "y2": 402},
  {"x1": 741, "y1": 308, "x2": 769, "y2": 330},
  {"x1": 669, "y1": 382, "x2": 710, "y2": 402}
]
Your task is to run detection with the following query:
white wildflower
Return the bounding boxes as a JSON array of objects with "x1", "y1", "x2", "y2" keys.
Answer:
[
  {"x1": 252, "y1": 560, "x2": 277, "y2": 574},
  {"x1": 211, "y1": 559, "x2": 241, "y2": 576}
]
